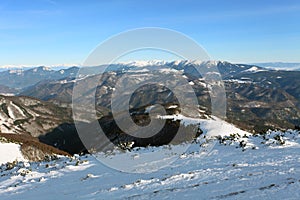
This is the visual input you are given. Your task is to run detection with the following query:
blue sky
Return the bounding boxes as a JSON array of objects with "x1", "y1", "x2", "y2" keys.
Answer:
[{"x1": 0, "y1": 0, "x2": 300, "y2": 66}]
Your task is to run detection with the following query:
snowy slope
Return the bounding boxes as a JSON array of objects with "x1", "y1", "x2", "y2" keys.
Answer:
[
  {"x1": 0, "y1": 95, "x2": 72, "y2": 136},
  {"x1": 1, "y1": 129, "x2": 300, "y2": 200},
  {"x1": 160, "y1": 114, "x2": 250, "y2": 137},
  {"x1": 0, "y1": 142, "x2": 26, "y2": 164}
]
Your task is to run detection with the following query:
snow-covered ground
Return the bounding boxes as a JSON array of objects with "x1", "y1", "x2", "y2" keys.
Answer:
[
  {"x1": 0, "y1": 142, "x2": 26, "y2": 165},
  {"x1": 1, "y1": 128, "x2": 300, "y2": 200},
  {"x1": 159, "y1": 114, "x2": 250, "y2": 137}
]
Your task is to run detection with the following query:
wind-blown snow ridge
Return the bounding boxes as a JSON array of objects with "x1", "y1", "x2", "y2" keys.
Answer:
[{"x1": 0, "y1": 64, "x2": 81, "y2": 71}]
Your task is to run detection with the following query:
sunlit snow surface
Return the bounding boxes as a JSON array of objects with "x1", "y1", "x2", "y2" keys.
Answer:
[
  {"x1": 1, "y1": 128, "x2": 300, "y2": 199},
  {"x1": 0, "y1": 143, "x2": 26, "y2": 165}
]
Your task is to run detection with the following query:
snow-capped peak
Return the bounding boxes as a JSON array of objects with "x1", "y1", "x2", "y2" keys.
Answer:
[
  {"x1": 118, "y1": 60, "x2": 221, "y2": 67},
  {"x1": 244, "y1": 66, "x2": 265, "y2": 73},
  {"x1": 42, "y1": 66, "x2": 51, "y2": 71},
  {"x1": 30, "y1": 66, "x2": 53, "y2": 73},
  {"x1": 8, "y1": 69, "x2": 24, "y2": 75},
  {"x1": 118, "y1": 60, "x2": 168, "y2": 67},
  {"x1": 171, "y1": 60, "x2": 224, "y2": 67},
  {"x1": 170, "y1": 60, "x2": 203, "y2": 66}
]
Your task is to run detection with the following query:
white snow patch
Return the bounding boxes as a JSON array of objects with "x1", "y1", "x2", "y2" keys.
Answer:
[
  {"x1": 7, "y1": 105, "x2": 15, "y2": 119},
  {"x1": 225, "y1": 79, "x2": 252, "y2": 84},
  {"x1": 119, "y1": 60, "x2": 167, "y2": 67},
  {"x1": 159, "y1": 114, "x2": 250, "y2": 137},
  {"x1": 0, "y1": 93, "x2": 15, "y2": 96},
  {"x1": 0, "y1": 142, "x2": 26, "y2": 164},
  {"x1": 10, "y1": 102, "x2": 26, "y2": 118},
  {"x1": 127, "y1": 68, "x2": 149, "y2": 73},
  {"x1": 244, "y1": 66, "x2": 265, "y2": 73},
  {"x1": 159, "y1": 68, "x2": 179, "y2": 73}
]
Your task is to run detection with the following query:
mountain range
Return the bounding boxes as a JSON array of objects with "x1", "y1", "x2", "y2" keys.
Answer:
[
  {"x1": 0, "y1": 60, "x2": 299, "y2": 154},
  {"x1": 18, "y1": 61, "x2": 300, "y2": 130},
  {"x1": 0, "y1": 66, "x2": 79, "y2": 90}
]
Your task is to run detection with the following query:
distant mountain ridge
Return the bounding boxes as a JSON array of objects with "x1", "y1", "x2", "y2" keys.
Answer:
[
  {"x1": 0, "y1": 60, "x2": 262, "y2": 93},
  {"x1": 0, "y1": 66, "x2": 80, "y2": 90},
  {"x1": 0, "y1": 60, "x2": 299, "y2": 134},
  {"x1": 254, "y1": 62, "x2": 300, "y2": 71},
  {"x1": 18, "y1": 60, "x2": 300, "y2": 133},
  {"x1": 0, "y1": 60, "x2": 299, "y2": 154}
]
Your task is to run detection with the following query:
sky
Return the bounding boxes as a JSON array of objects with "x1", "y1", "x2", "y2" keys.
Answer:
[{"x1": 0, "y1": 0, "x2": 300, "y2": 66}]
